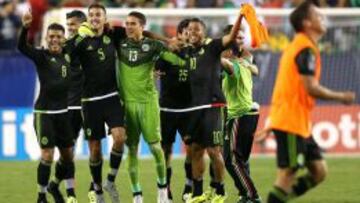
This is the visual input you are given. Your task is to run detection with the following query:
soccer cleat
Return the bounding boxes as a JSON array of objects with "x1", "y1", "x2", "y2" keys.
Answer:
[
  {"x1": 182, "y1": 184, "x2": 192, "y2": 202},
  {"x1": 66, "y1": 196, "x2": 78, "y2": 203},
  {"x1": 133, "y1": 194, "x2": 143, "y2": 203},
  {"x1": 237, "y1": 196, "x2": 262, "y2": 203},
  {"x1": 185, "y1": 194, "x2": 207, "y2": 203},
  {"x1": 88, "y1": 191, "x2": 97, "y2": 203},
  {"x1": 210, "y1": 194, "x2": 227, "y2": 203},
  {"x1": 103, "y1": 180, "x2": 120, "y2": 203},
  {"x1": 157, "y1": 187, "x2": 169, "y2": 203},
  {"x1": 47, "y1": 181, "x2": 65, "y2": 203},
  {"x1": 96, "y1": 193, "x2": 106, "y2": 203},
  {"x1": 203, "y1": 187, "x2": 216, "y2": 201}
]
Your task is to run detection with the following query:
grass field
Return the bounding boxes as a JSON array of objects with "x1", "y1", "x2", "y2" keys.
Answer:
[{"x1": 0, "y1": 157, "x2": 359, "y2": 203}]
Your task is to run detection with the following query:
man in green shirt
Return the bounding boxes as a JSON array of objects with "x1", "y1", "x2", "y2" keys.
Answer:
[
  {"x1": 221, "y1": 24, "x2": 261, "y2": 203},
  {"x1": 114, "y1": 11, "x2": 188, "y2": 203}
]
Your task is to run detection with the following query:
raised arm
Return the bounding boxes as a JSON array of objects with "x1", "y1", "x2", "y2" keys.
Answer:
[
  {"x1": 222, "y1": 11, "x2": 243, "y2": 47},
  {"x1": 18, "y1": 12, "x2": 42, "y2": 61}
]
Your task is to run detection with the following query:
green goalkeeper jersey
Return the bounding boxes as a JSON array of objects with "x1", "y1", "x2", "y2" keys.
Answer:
[
  {"x1": 116, "y1": 37, "x2": 186, "y2": 102},
  {"x1": 222, "y1": 58, "x2": 254, "y2": 120}
]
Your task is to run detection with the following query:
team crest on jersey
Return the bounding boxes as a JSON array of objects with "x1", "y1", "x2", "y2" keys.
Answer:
[
  {"x1": 41, "y1": 137, "x2": 48, "y2": 145},
  {"x1": 64, "y1": 54, "x2": 71, "y2": 63},
  {"x1": 86, "y1": 128, "x2": 92, "y2": 137},
  {"x1": 198, "y1": 48, "x2": 205, "y2": 55},
  {"x1": 122, "y1": 43, "x2": 127, "y2": 47},
  {"x1": 142, "y1": 44, "x2": 150, "y2": 52},
  {"x1": 103, "y1": 36, "x2": 111, "y2": 44},
  {"x1": 50, "y1": 57, "x2": 57, "y2": 63}
]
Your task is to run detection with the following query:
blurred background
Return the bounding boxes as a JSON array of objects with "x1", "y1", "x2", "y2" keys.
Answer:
[{"x1": 1, "y1": 0, "x2": 360, "y2": 161}]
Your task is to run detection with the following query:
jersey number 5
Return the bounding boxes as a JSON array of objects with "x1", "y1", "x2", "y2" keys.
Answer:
[{"x1": 97, "y1": 48, "x2": 106, "y2": 61}]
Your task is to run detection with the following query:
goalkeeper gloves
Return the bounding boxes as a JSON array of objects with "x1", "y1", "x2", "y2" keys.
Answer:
[{"x1": 78, "y1": 22, "x2": 95, "y2": 38}]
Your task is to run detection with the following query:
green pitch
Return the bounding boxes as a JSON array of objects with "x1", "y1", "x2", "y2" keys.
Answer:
[{"x1": 0, "y1": 157, "x2": 359, "y2": 203}]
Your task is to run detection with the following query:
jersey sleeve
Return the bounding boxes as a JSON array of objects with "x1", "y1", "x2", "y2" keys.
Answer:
[
  {"x1": 112, "y1": 26, "x2": 127, "y2": 45},
  {"x1": 295, "y1": 48, "x2": 316, "y2": 76},
  {"x1": 157, "y1": 41, "x2": 187, "y2": 67},
  {"x1": 209, "y1": 38, "x2": 226, "y2": 55},
  {"x1": 17, "y1": 27, "x2": 43, "y2": 63}
]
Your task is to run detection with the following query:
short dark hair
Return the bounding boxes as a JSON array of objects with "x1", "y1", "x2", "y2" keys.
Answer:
[
  {"x1": 290, "y1": 1, "x2": 319, "y2": 32},
  {"x1": 223, "y1": 24, "x2": 233, "y2": 35},
  {"x1": 47, "y1": 23, "x2": 65, "y2": 33},
  {"x1": 128, "y1": 11, "x2": 146, "y2": 25},
  {"x1": 88, "y1": 3, "x2": 106, "y2": 14},
  {"x1": 177, "y1": 18, "x2": 190, "y2": 34},
  {"x1": 189, "y1": 18, "x2": 206, "y2": 29},
  {"x1": 66, "y1": 10, "x2": 87, "y2": 23}
]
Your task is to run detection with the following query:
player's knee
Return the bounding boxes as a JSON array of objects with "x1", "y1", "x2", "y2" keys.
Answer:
[
  {"x1": 149, "y1": 142, "x2": 162, "y2": 154},
  {"x1": 275, "y1": 168, "x2": 296, "y2": 187},
  {"x1": 41, "y1": 148, "x2": 54, "y2": 162},
  {"x1": 311, "y1": 162, "x2": 328, "y2": 184},
  {"x1": 206, "y1": 146, "x2": 222, "y2": 161},
  {"x1": 128, "y1": 145, "x2": 138, "y2": 155},
  {"x1": 89, "y1": 141, "x2": 102, "y2": 161},
  {"x1": 111, "y1": 127, "x2": 127, "y2": 145},
  {"x1": 59, "y1": 147, "x2": 74, "y2": 162}
]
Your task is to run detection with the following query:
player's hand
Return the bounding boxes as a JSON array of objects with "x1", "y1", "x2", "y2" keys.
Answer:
[
  {"x1": 254, "y1": 127, "x2": 271, "y2": 143},
  {"x1": 154, "y1": 70, "x2": 165, "y2": 80},
  {"x1": 78, "y1": 22, "x2": 95, "y2": 38},
  {"x1": 22, "y1": 11, "x2": 33, "y2": 28},
  {"x1": 167, "y1": 37, "x2": 182, "y2": 51},
  {"x1": 340, "y1": 91, "x2": 355, "y2": 105}
]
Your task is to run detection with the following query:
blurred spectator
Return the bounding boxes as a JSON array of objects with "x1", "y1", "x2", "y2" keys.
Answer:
[
  {"x1": 262, "y1": 0, "x2": 284, "y2": 7},
  {"x1": 186, "y1": 0, "x2": 224, "y2": 8},
  {"x1": 0, "y1": 0, "x2": 21, "y2": 51}
]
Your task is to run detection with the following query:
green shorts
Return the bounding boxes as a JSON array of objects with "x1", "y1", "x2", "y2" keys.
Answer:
[{"x1": 125, "y1": 100, "x2": 161, "y2": 146}]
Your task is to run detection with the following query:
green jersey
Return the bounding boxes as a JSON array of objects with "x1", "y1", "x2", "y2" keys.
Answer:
[
  {"x1": 222, "y1": 58, "x2": 254, "y2": 120},
  {"x1": 116, "y1": 37, "x2": 186, "y2": 102}
]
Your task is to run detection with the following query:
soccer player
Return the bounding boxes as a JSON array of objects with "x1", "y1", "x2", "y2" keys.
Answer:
[
  {"x1": 18, "y1": 12, "x2": 77, "y2": 203},
  {"x1": 47, "y1": 10, "x2": 87, "y2": 203},
  {"x1": 115, "y1": 11, "x2": 188, "y2": 203},
  {"x1": 256, "y1": 2, "x2": 355, "y2": 203},
  {"x1": 185, "y1": 14, "x2": 243, "y2": 203},
  {"x1": 221, "y1": 24, "x2": 261, "y2": 203},
  {"x1": 156, "y1": 18, "x2": 193, "y2": 202},
  {"x1": 70, "y1": 3, "x2": 127, "y2": 203}
]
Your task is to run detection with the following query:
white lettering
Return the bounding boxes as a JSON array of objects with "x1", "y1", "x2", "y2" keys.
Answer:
[
  {"x1": 313, "y1": 122, "x2": 339, "y2": 149},
  {"x1": 2, "y1": 111, "x2": 16, "y2": 156},
  {"x1": 338, "y1": 114, "x2": 357, "y2": 149}
]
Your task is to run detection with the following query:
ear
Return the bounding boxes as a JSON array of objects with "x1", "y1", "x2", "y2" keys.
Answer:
[{"x1": 303, "y1": 19, "x2": 311, "y2": 29}]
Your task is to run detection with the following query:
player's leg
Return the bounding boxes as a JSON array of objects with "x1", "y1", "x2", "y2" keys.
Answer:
[
  {"x1": 48, "y1": 109, "x2": 82, "y2": 197},
  {"x1": 34, "y1": 113, "x2": 55, "y2": 203},
  {"x1": 141, "y1": 100, "x2": 168, "y2": 202},
  {"x1": 289, "y1": 137, "x2": 327, "y2": 200},
  {"x1": 160, "y1": 111, "x2": 177, "y2": 201},
  {"x1": 204, "y1": 108, "x2": 226, "y2": 202},
  {"x1": 125, "y1": 102, "x2": 143, "y2": 202},
  {"x1": 103, "y1": 96, "x2": 126, "y2": 203},
  {"x1": 82, "y1": 101, "x2": 106, "y2": 202},
  {"x1": 267, "y1": 130, "x2": 304, "y2": 203},
  {"x1": 226, "y1": 114, "x2": 261, "y2": 202},
  {"x1": 179, "y1": 112, "x2": 194, "y2": 201}
]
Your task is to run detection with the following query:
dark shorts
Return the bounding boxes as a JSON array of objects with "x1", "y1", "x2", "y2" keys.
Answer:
[
  {"x1": 187, "y1": 107, "x2": 224, "y2": 147},
  {"x1": 33, "y1": 112, "x2": 74, "y2": 149},
  {"x1": 82, "y1": 95, "x2": 124, "y2": 140},
  {"x1": 273, "y1": 130, "x2": 323, "y2": 169},
  {"x1": 223, "y1": 113, "x2": 259, "y2": 163},
  {"x1": 160, "y1": 111, "x2": 191, "y2": 145},
  {"x1": 68, "y1": 109, "x2": 83, "y2": 141}
]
